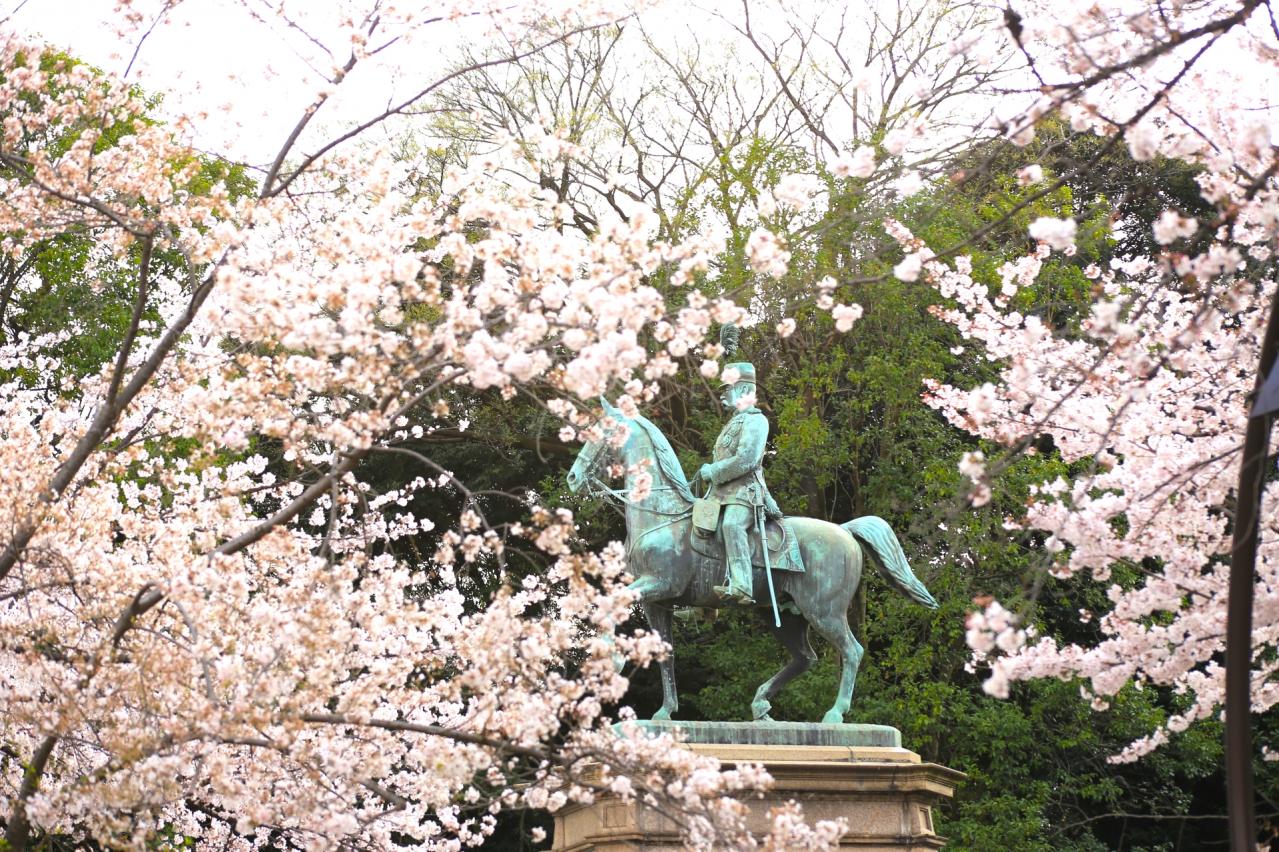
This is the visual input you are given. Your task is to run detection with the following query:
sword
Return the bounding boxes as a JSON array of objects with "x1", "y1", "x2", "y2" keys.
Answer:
[{"x1": 758, "y1": 504, "x2": 781, "y2": 627}]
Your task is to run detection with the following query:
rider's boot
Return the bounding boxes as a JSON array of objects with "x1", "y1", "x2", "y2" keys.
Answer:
[{"x1": 713, "y1": 556, "x2": 755, "y2": 605}]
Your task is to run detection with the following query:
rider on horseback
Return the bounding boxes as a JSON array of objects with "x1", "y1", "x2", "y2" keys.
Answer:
[{"x1": 696, "y1": 361, "x2": 783, "y2": 605}]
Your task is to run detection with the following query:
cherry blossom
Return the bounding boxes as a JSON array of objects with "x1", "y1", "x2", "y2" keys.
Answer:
[
  {"x1": 0, "y1": 15, "x2": 834, "y2": 850},
  {"x1": 893, "y1": 252, "x2": 926, "y2": 282},
  {"x1": 831, "y1": 304, "x2": 864, "y2": 332},
  {"x1": 921, "y1": 3, "x2": 1278, "y2": 772},
  {"x1": 1152, "y1": 209, "x2": 1199, "y2": 245},
  {"x1": 772, "y1": 173, "x2": 823, "y2": 212},
  {"x1": 1016, "y1": 164, "x2": 1044, "y2": 185},
  {"x1": 1026, "y1": 216, "x2": 1077, "y2": 251},
  {"x1": 830, "y1": 145, "x2": 877, "y2": 179},
  {"x1": 746, "y1": 227, "x2": 791, "y2": 278},
  {"x1": 898, "y1": 0, "x2": 1279, "y2": 756},
  {"x1": 3, "y1": 0, "x2": 1278, "y2": 845}
]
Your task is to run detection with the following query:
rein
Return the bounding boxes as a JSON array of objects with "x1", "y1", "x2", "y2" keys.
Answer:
[
  {"x1": 587, "y1": 472, "x2": 693, "y2": 555},
  {"x1": 586, "y1": 473, "x2": 693, "y2": 518}
]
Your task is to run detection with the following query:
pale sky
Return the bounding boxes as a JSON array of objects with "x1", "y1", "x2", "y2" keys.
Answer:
[
  {"x1": 3, "y1": 0, "x2": 851, "y2": 169},
  {"x1": 4, "y1": 0, "x2": 472, "y2": 166},
  {"x1": 8, "y1": 1, "x2": 294, "y2": 162},
  {"x1": 6, "y1": 0, "x2": 1274, "y2": 175}
]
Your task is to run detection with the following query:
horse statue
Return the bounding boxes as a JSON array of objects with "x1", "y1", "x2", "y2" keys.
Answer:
[{"x1": 565, "y1": 397, "x2": 938, "y2": 724}]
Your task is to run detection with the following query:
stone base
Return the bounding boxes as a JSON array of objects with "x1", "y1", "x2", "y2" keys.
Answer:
[{"x1": 552, "y1": 740, "x2": 964, "y2": 851}]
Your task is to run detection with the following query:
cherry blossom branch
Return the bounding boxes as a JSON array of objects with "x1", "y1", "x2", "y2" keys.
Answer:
[
  {"x1": 1038, "y1": 0, "x2": 1265, "y2": 92},
  {"x1": 0, "y1": 149, "x2": 156, "y2": 236},
  {"x1": 299, "y1": 712, "x2": 553, "y2": 762},
  {"x1": 108, "y1": 583, "x2": 166, "y2": 649},
  {"x1": 924, "y1": 35, "x2": 1221, "y2": 268},
  {"x1": 214, "y1": 453, "x2": 363, "y2": 557},
  {"x1": 122, "y1": 0, "x2": 176, "y2": 79},
  {"x1": 263, "y1": 23, "x2": 609, "y2": 199},
  {"x1": 104, "y1": 236, "x2": 153, "y2": 408},
  {"x1": 167, "y1": 598, "x2": 220, "y2": 706},
  {"x1": 214, "y1": 364, "x2": 463, "y2": 557},
  {"x1": 0, "y1": 266, "x2": 218, "y2": 580},
  {"x1": 2, "y1": 734, "x2": 58, "y2": 852}
]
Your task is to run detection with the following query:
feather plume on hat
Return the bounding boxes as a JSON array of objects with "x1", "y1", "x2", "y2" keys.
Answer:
[
  {"x1": 719, "y1": 323, "x2": 740, "y2": 360},
  {"x1": 717, "y1": 324, "x2": 755, "y2": 387}
]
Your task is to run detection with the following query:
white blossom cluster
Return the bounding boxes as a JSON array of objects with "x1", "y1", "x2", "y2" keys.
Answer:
[
  {"x1": 897, "y1": 71, "x2": 1279, "y2": 763},
  {"x1": 0, "y1": 29, "x2": 833, "y2": 851}
]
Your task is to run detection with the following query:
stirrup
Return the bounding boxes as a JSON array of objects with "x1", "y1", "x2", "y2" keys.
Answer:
[{"x1": 713, "y1": 584, "x2": 755, "y2": 605}]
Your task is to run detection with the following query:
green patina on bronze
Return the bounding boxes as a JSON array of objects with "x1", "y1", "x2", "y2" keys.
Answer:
[
  {"x1": 619, "y1": 720, "x2": 903, "y2": 748},
  {"x1": 567, "y1": 389, "x2": 939, "y2": 725}
]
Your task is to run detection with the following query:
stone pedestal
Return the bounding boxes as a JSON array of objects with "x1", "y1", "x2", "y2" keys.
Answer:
[{"x1": 552, "y1": 727, "x2": 964, "y2": 851}]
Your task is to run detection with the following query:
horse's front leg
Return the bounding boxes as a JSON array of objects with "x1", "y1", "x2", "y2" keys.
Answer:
[
  {"x1": 602, "y1": 570, "x2": 680, "y2": 676},
  {"x1": 641, "y1": 601, "x2": 678, "y2": 721}
]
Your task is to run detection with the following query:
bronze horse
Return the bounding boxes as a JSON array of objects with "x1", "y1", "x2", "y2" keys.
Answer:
[{"x1": 566, "y1": 398, "x2": 938, "y2": 724}]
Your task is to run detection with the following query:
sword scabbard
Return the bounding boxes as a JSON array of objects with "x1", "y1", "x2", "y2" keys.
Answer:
[{"x1": 759, "y1": 505, "x2": 781, "y2": 627}]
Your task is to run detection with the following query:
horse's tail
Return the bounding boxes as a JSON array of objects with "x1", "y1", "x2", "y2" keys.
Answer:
[{"x1": 841, "y1": 516, "x2": 938, "y2": 609}]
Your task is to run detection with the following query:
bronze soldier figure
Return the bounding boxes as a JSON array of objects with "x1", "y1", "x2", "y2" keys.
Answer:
[{"x1": 695, "y1": 361, "x2": 782, "y2": 605}]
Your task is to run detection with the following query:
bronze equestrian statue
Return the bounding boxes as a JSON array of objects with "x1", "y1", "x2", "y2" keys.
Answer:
[{"x1": 566, "y1": 395, "x2": 938, "y2": 724}]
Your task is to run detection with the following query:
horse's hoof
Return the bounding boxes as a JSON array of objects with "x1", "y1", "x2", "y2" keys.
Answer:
[
  {"x1": 651, "y1": 707, "x2": 673, "y2": 722},
  {"x1": 756, "y1": 714, "x2": 777, "y2": 724},
  {"x1": 751, "y1": 700, "x2": 772, "y2": 720},
  {"x1": 821, "y1": 709, "x2": 844, "y2": 724}
]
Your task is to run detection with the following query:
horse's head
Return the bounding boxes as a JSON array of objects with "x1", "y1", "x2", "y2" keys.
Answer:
[{"x1": 566, "y1": 396, "x2": 633, "y2": 496}]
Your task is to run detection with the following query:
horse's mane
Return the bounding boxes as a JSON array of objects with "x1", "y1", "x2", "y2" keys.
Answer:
[{"x1": 629, "y1": 414, "x2": 695, "y2": 503}]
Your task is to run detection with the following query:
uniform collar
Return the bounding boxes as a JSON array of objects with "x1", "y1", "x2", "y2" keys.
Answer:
[{"x1": 729, "y1": 406, "x2": 760, "y2": 417}]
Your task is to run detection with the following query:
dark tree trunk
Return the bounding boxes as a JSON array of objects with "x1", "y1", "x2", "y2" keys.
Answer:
[{"x1": 1227, "y1": 283, "x2": 1279, "y2": 852}]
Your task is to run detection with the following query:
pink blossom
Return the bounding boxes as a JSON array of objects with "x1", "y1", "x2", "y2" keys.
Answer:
[
  {"x1": 1126, "y1": 122, "x2": 1159, "y2": 161},
  {"x1": 831, "y1": 145, "x2": 876, "y2": 178},
  {"x1": 773, "y1": 173, "x2": 822, "y2": 212},
  {"x1": 832, "y1": 304, "x2": 863, "y2": 332},
  {"x1": 882, "y1": 127, "x2": 911, "y2": 155},
  {"x1": 894, "y1": 252, "x2": 924, "y2": 281},
  {"x1": 746, "y1": 227, "x2": 791, "y2": 278},
  {"x1": 1027, "y1": 216, "x2": 1077, "y2": 251},
  {"x1": 1153, "y1": 210, "x2": 1198, "y2": 245},
  {"x1": 892, "y1": 170, "x2": 924, "y2": 197},
  {"x1": 1016, "y1": 164, "x2": 1044, "y2": 186}
]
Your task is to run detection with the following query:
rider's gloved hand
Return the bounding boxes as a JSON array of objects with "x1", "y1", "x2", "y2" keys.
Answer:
[{"x1": 697, "y1": 463, "x2": 714, "y2": 484}]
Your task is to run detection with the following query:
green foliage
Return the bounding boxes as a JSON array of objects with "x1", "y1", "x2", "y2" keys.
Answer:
[{"x1": 0, "y1": 51, "x2": 255, "y2": 397}]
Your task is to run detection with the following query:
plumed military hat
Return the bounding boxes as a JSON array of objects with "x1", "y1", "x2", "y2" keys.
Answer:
[{"x1": 719, "y1": 361, "x2": 757, "y2": 387}]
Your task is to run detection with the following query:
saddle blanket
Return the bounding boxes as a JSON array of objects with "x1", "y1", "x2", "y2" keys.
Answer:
[{"x1": 690, "y1": 516, "x2": 805, "y2": 573}]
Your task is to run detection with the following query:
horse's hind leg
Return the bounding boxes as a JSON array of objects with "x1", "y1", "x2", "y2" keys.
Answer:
[
  {"x1": 751, "y1": 610, "x2": 817, "y2": 721},
  {"x1": 809, "y1": 611, "x2": 864, "y2": 725},
  {"x1": 642, "y1": 602, "x2": 679, "y2": 721}
]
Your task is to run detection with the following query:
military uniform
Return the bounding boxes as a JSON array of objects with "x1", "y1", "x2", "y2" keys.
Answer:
[
  {"x1": 706, "y1": 406, "x2": 782, "y2": 517},
  {"x1": 699, "y1": 362, "x2": 781, "y2": 604}
]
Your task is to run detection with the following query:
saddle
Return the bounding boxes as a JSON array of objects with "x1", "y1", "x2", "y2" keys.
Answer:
[{"x1": 689, "y1": 513, "x2": 806, "y2": 573}]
